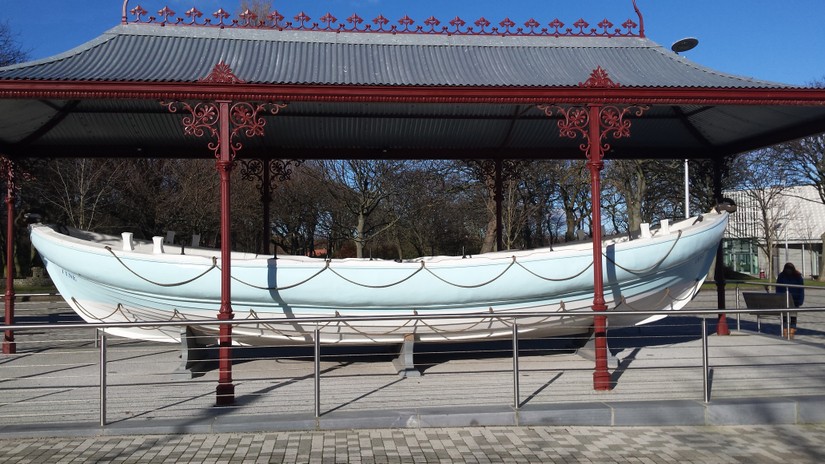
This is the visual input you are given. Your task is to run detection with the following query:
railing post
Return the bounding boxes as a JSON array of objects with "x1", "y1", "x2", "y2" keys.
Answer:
[
  {"x1": 314, "y1": 327, "x2": 321, "y2": 418},
  {"x1": 701, "y1": 317, "x2": 710, "y2": 403},
  {"x1": 735, "y1": 283, "x2": 741, "y2": 331},
  {"x1": 99, "y1": 330, "x2": 107, "y2": 426},
  {"x1": 785, "y1": 290, "x2": 792, "y2": 340},
  {"x1": 785, "y1": 310, "x2": 791, "y2": 340},
  {"x1": 512, "y1": 320, "x2": 520, "y2": 409}
]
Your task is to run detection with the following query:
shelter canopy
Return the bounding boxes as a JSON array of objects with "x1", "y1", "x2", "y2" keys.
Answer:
[{"x1": 1, "y1": 6, "x2": 824, "y2": 160}]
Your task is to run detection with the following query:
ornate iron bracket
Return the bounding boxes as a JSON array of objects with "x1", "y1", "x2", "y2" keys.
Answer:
[
  {"x1": 240, "y1": 158, "x2": 304, "y2": 198},
  {"x1": 537, "y1": 67, "x2": 648, "y2": 164},
  {"x1": 163, "y1": 100, "x2": 287, "y2": 161},
  {"x1": 538, "y1": 104, "x2": 649, "y2": 163}
]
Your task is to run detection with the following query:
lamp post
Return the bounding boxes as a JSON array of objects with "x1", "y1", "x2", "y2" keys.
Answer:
[{"x1": 671, "y1": 38, "x2": 698, "y2": 221}]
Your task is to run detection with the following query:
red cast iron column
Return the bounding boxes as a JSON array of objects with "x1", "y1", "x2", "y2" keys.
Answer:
[
  {"x1": 261, "y1": 161, "x2": 271, "y2": 255},
  {"x1": 586, "y1": 104, "x2": 611, "y2": 390},
  {"x1": 539, "y1": 67, "x2": 648, "y2": 392},
  {"x1": 164, "y1": 63, "x2": 286, "y2": 405},
  {"x1": 3, "y1": 158, "x2": 15, "y2": 354},
  {"x1": 215, "y1": 100, "x2": 235, "y2": 405},
  {"x1": 239, "y1": 157, "x2": 303, "y2": 256}
]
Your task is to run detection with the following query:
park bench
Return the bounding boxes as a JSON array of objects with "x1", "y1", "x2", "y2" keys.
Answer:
[{"x1": 741, "y1": 292, "x2": 791, "y2": 333}]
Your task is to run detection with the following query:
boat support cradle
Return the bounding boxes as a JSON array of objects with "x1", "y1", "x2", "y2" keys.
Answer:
[
  {"x1": 392, "y1": 334, "x2": 421, "y2": 378},
  {"x1": 173, "y1": 326, "x2": 209, "y2": 379}
]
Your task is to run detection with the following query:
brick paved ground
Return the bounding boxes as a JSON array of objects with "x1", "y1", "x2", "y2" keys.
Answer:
[{"x1": 2, "y1": 425, "x2": 825, "y2": 463}]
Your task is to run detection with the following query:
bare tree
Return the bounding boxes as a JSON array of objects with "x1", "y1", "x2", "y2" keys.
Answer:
[
  {"x1": 28, "y1": 158, "x2": 126, "y2": 231},
  {"x1": 554, "y1": 160, "x2": 591, "y2": 241},
  {"x1": 462, "y1": 160, "x2": 533, "y2": 252},
  {"x1": 0, "y1": 21, "x2": 28, "y2": 67},
  {"x1": 777, "y1": 135, "x2": 825, "y2": 203},
  {"x1": 689, "y1": 157, "x2": 736, "y2": 213},
  {"x1": 382, "y1": 161, "x2": 478, "y2": 258},
  {"x1": 107, "y1": 159, "x2": 177, "y2": 238},
  {"x1": 727, "y1": 149, "x2": 792, "y2": 281},
  {"x1": 788, "y1": 198, "x2": 818, "y2": 278},
  {"x1": 315, "y1": 159, "x2": 410, "y2": 258},
  {"x1": 604, "y1": 159, "x2": 646, "y2": 234},
  {"x1": 174, "y1": 159, "x2": 220, "y2": 245},
  {"x1": 603, "y1": 158, "x2": 715, "y2": 236},
  {"x1": 270, "y1": 163, "x2": 330, "y2": 256},
  {"x1": 774, "y1": 79, "x2": 825, "y2": 202},
  {"x1": 510, "y1": 161, "x2": 560, "y2": 249}
]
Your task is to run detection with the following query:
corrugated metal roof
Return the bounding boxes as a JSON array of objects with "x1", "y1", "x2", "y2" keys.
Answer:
[
  {"x1": 1, "y1": 23, "x2": 824, "y2": 161},
  {"x1": 0, "y1": 24, "x2": 792, "y2": 89}
]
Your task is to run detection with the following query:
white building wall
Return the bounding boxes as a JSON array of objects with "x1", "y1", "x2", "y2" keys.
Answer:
[{"x1": 723, "y1": 185, "x2": 825, "y2": 278}]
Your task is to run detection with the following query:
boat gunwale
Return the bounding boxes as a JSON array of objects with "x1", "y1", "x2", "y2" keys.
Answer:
[{"x1": 30, "y1": 213, "x2": 727, "y2": 271}]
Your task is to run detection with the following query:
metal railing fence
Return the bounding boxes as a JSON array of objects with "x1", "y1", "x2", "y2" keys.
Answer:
[{"x1": 3, "y1": 300, "x2": 825, "y2": 428}]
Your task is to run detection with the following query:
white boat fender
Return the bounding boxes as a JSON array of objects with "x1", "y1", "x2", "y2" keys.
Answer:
[{"x1": 660, "y1": 219, "x2": 670, "y2": 235}]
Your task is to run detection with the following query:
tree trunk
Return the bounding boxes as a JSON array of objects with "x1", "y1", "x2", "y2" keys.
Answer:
[
  {"x1": 480, "y1": 215, "x2": 497, "y2": 253},
  {"x1": 564, "y1": 207, "x2": 577, "y2": 241},
  {"x1": 480, "y1": 171, "x2": 498, "y2": 253},
  {"x1": 355, "y1": 212, "x2": 366, "y2": 258}
]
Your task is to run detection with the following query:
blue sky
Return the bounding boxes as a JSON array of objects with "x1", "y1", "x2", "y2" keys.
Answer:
[{"x1": 3, "y1": 0, "x2": 824, "y2": 85}]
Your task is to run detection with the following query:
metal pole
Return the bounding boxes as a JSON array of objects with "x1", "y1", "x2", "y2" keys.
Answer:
[
  {"x1": 735, "y1": 284, "x2": 741, "y2": 331},
  {"x1": 261, "y1": 157, "x2": 271, "y2": 256},
  {"x1": 215, "y1": 100, "x2": 235, "y2": 406},
  {"x1": 785, "y1": 291, "x2": 791, "y2": 340},
  {"x1": 314, "y1": 327, "x2": 321, "y2": 418},
  {"x1": 99, "y1": 330, "x2": 107, "y2": 426},
  {"x1": 701, "y1": 317, "x2": 710, "y2": 403},
  {"x1": 712, "y1": 157, "x2": 730, "y2": 336},
  {"x1": 785, "y1": 311, "x2": 791, "y2": 340},
  {"x1": 587, "y1": 104, "x2": 611, "y2": 391},
  {"x1": 512, "y1": 321, "x2": 520, "y2": 409},
  {"x1": 802, "y1": 243, "x2": 806, "y2": 278},
  {"x1": 3, "y1": 165, "x2": 16, "y2": 355}
]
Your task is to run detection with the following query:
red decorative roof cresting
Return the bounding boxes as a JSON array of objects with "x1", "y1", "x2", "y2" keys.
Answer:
[{"x1": 120, "y1": 2, "x2": 643, "y2": 38}]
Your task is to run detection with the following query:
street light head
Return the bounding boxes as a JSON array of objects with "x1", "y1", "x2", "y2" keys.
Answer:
[{"x1": 671, "y1": 37, "x2": 699, "y2": 54}]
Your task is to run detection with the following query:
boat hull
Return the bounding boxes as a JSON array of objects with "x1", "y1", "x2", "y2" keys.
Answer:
[{"x1": 30, "y1": 213, "x2": 727, "y2": 345}]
